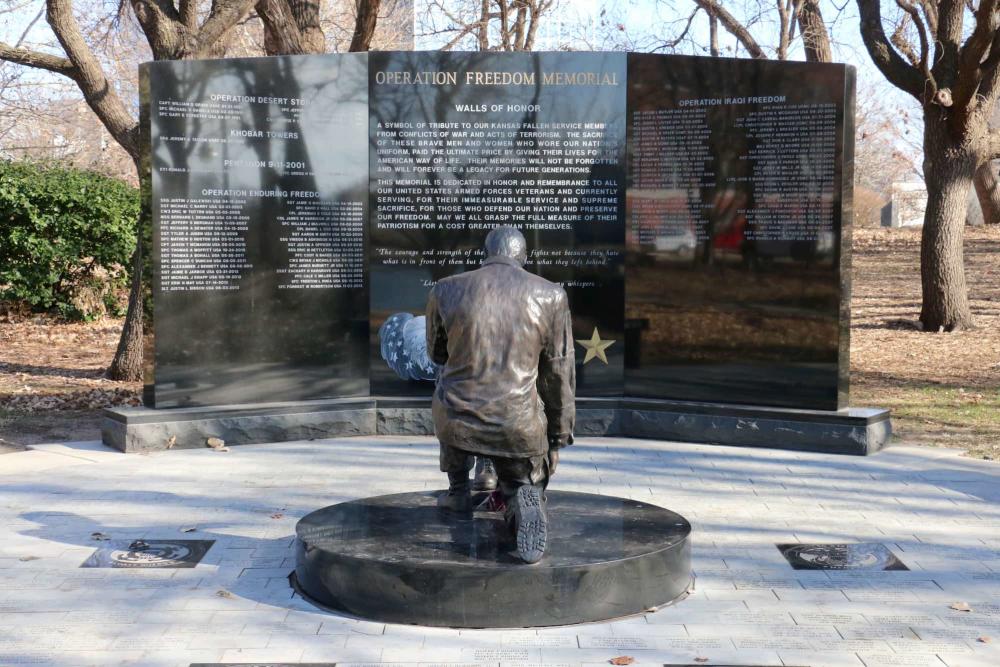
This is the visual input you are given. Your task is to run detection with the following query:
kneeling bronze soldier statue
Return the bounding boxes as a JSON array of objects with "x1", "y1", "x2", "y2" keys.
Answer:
[{"x1": 426, "y1": 226, "x2": 576, "y2": 563}]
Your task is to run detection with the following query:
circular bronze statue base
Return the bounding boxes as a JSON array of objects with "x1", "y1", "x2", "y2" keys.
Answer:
[{"x1": 294, "y1": 490, "x2": 692, "y2": 628}]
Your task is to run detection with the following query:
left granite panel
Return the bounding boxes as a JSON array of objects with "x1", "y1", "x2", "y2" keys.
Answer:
[
  {"x1": 140, "y1": 54, "x2": 371, "y2": 408},
  {"x1": 103, "y1": 398, "x2": 377, "y2": 452}
]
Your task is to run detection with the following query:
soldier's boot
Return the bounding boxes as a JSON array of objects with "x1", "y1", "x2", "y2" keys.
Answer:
[
  {"x1": 472, "y1": 457, "x2": 498, "y2": 492},
  {"x1": 504, "y1": 483, "x2": 548, "y2": 564},
  {"x1": 437, "y1": 471, "x2": 473, "y2": 512}
]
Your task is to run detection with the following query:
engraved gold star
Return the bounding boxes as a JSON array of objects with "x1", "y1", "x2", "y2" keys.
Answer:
[{"x1": 576, "y1": 327, "x2": 615, "y2": 365}]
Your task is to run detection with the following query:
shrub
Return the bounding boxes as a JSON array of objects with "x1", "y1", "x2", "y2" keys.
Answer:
[{"x1": 0, "y1": 160, "x2": 139, "y2": 320}]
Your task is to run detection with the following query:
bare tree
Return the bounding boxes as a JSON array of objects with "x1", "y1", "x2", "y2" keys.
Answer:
[
  {"x1": 0, "y1": 0, "x2": 384, "y2": 380},
  {"x1": 857, "y1": 1, "x2": 1000, "y2": 330},
  {"x1": 690, "y1": 0, "x2": 832, "y2": 62},
  {"x1": 418, "y1": 0, "x2": 557, "y2": 50}
]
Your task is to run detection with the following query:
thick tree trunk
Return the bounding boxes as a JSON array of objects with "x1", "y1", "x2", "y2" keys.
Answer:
[
  {"x1": 798, "y1": 0, "x2": 832, "y2": 63},
  {"x1": 107, "y1": 156, "x2": 146, "y2": 382},
  {"x1": 919, "y1": 120, "x2": 975, "y2": 331},
  {"x1": 973, "y1": 161, "x2": 1000, "y2": 224},
  {"x1": 108, "y1": 238, "x2": 145, "y2": 381},
  {"x1": 349, "y1": 0, "x2": 381, "y2": 51}
]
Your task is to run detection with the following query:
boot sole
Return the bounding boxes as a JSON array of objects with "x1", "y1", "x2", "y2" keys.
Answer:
[{"x1": 514, "y1": 486, "x2": 547, "y2": 564}]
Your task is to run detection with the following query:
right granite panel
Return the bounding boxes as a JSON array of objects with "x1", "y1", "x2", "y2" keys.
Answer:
[{"x1": 625, "y1": 54, "x2": 855, "y2": 411}]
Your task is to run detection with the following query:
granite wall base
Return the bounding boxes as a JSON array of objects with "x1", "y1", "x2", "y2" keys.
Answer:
[{"x1": 103, "y1": 397, "x2": 891, "y2": 456}]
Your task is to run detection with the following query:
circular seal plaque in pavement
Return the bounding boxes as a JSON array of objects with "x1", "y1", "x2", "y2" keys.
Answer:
[{"x1": 294, "y1": 490, "x2": 692, "y2": 628}]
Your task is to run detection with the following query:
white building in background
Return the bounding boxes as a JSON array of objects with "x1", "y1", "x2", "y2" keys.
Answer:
[{"x1": 881, "y1": 182, "x2": 926, "y2": 228}]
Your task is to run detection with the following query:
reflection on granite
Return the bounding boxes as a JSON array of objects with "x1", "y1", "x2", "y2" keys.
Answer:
[
  {"x1": 625, "y1": 54, "x2": 854, "y2": 411},
  {"x1": 295, "y1": 490, "x2": 692, "y2": 626},
  {"x1": 142, "y1": 54, "x2": 370, "y2": 408}
]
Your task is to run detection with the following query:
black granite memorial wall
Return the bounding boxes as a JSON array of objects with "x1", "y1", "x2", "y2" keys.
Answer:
[
  {"x1": 141, "y1": 54, "x2": 370, "y2": 408},
  {"x1": 141, "y1": 51, "x2": 855, "y2": 413},
  {"x1": 625, "y1": 54, "x2": 855, "y2": 410}
]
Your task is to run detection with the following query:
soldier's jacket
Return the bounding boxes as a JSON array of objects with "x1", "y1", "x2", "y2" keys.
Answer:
[{"x1": 426, "y1": 255, "x2": 576, "y2": 459}]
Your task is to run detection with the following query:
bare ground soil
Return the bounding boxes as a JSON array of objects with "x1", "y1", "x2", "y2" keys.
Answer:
[
  {"x1": 851, "y1": 226, "x2": 1000, "y2": 460},
  {"x1": 1, "y1": 226, "x2": 998, "y2": 458}
]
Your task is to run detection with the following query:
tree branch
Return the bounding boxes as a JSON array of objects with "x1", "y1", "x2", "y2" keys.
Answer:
[
  {"x1": 777, "y1": 0, "x2": 791, "y2": 59},
  {"x1": 256, "y1": 0, "x2": 304, "y2": 54},
  {"x1": 896, "y1": 0, "x2": 935, "y2": 92},
  {"x1": 0, "y1": 42, "x2": 77, "y2": 78},
  {"x1": 349, "y1": 0, "x2": 380, "y2": 51},
  {"x1": 856, "y1": 0, "x2": 926, "y2": 101},
  {"x1": 128, "y1": 0, "x2": 185, "y2": 58},
  {"x1": 952, "y1": 0, "x2": 1000, "y2": 109},
  {"x1": 197, "y1": 0, "x2": 257, "y2": 56},
  {"x1": 987, "y1": 127, "x2": 1000, "y2": 158},
  {"x1": 693, "y1": 0, "x2": 766, "y2": 58},
  {"x1": 934, "y1": 0, "x2": 964, "y2": 86},
  {"x1": 891, "y1": 13, "x2": 920, "y2": 66},
  {"x1": 45, "y1": 0, "x2": 139, "y2": 157}
]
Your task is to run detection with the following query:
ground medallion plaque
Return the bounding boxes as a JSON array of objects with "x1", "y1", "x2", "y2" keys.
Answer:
[
  {"x1": 82, "y1": 539, "x2": 214, "y2": 568},
  {"x1": 778, "y1": 543, "x2": 908, "y2": 570}
]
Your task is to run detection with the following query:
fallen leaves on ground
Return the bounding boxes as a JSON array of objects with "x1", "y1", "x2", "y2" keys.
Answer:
[
  {"x1": 0, "y1": 387, "x2": 141, "y2": 413},
  {"x1": 206, "y1": 437, "x2": 229, "y2": 452}
]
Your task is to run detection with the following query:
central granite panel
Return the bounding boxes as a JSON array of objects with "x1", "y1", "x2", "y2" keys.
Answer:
[{"x1": 368, "y1": 52, "x2": 627, "y2": 397}]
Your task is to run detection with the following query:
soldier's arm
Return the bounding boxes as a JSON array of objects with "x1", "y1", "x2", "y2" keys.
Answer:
[
  {"x1": 426, "y1": 285, "x2": 449, "y2": 365},
  {"x1": 538, "y1": 288, "x2": 576, "y2": 449}
]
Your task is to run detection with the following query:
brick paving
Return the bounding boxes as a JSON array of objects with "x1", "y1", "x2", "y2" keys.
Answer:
[{"x1": 1, "y1": 436, "x2": 999, "y2": 667}]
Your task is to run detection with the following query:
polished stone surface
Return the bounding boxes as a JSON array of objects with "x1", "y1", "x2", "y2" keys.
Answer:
[
  {"x1": 625, "y1": 54, "x2": 855, "y2": 411},
  {"x1": 368, "y1": 51, "x2": 627, "y2": 398},
  {"x1": 295, "y1": 490, "x2": 692, "y2": 627},
  {"x1": 81, "y1": 539, "x2": 215, "y2": 568},
  {"x1": 141, "y1": 54, "x2": 370, "y2": 408},
  {"x1": 141, "y1": 51, "x2": 861, "y2": 416},
  {"x1": 778, "y1": 543, "x2": 909, "y2": 571}
]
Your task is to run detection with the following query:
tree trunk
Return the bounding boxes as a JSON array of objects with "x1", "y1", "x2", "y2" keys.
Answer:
[
  {"x1": 973, "y1": 161, "x2": 1000, "y2": 225},
  {"x1": 349, "y1": 0, "x2": 381, "y2": 51},
  {"x1": 798, "y1": 0, "x2": 832, "y2": 63},
  {"x1": 919, "y1": 119, "x2": 975, "y2": 331},
  {"x1": 107, "y1": 238, "x2": 145, "y2": 381}
]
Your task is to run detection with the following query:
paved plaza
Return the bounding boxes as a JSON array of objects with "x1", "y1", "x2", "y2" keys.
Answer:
[{"x1": 1, "y1": 436, "x2": 1000, "y2": 667}]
